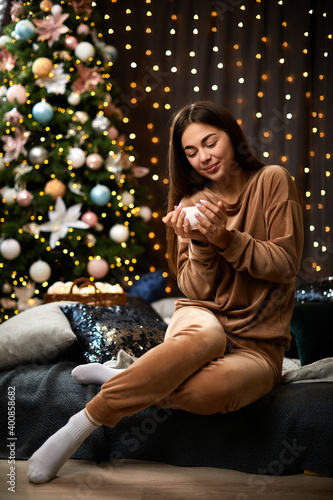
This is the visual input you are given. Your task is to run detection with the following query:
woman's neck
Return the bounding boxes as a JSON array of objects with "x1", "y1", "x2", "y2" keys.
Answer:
[{"x1": 212, "y1": 168, "x2": 252, "y2": 204}]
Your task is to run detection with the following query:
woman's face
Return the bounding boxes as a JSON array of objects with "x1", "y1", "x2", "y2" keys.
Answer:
[{"x1": 181, "y1": 122, "x2": 235, "y2": 183}]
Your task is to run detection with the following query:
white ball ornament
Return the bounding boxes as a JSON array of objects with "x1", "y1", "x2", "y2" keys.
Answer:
[
  {"x1": 11, "y1": 31, "x2": 20, "y2": 41},
  {"x1": 109, "y1": 224, "x2": 130, "y2": 243},
  {"x1": 28, "y1": 146, "x2": 48, "y2": 164},
  {"x1": 0, "y1": 35, "x2": 12, "y2": 46},
  {"x1": 105, "y1": 45, "x2": 118, "y2": 61},
  {"x1": 121, "y1": 190, "x2": 135, "y2": 206},
  {"x1": 2, "y1": 187, "x2": 16, "y2": 205},
  {"x1": 0, "y1": 239, "x2": 21, "y2": 260},
  {"x1": 139, "y1": 206, "x2": 152, "y2": 222},
  {"x1": 67, "y1": 147, "x2": 86, "y2": 168},
  {"x1": 74, "y1": 42, "x2": 95, "y2": 62},
  {"x1": 51, "y1": 4, "x2": 63, "y2": 15},
  {"x1": 29, "y1": 260, "x2": 52, "y2": 283},
  {"x1": 67, "y1": 92, "x2": 81, "y2": 106}
]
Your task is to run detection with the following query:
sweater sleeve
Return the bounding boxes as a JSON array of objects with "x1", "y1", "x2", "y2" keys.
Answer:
[
  {"x1": 177, "y1": 237, "x2": 220, "y2": 299},
  {"x1": 221, "y1": 170, "x2": 304, "y2": 284}
]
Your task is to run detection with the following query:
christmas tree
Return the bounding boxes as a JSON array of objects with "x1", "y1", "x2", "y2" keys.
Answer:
[{"x1": 0, "y1": 0, "x2": 153, "y2": 322}]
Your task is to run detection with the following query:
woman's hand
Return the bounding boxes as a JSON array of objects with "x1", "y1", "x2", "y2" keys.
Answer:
[
  {"x1": 164, "y1": 203, "x2": 208, "y2": 242},
  {"x1": 193, "y1": 199, "x2": 233, "y2": 250}
]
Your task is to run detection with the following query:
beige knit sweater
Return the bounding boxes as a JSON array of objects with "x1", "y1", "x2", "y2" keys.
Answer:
[{"x1": 175, "y1": 165, "x2": 304, "y2": 350}]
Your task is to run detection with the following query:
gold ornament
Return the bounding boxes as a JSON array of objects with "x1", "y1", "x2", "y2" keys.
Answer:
[
  {"x1": 32, "y1": 57, "x2": 54, "y2": 78},
  {"x1": 58, "y1": 50, "x2": 71, "y2": 61},
  {"x1": 44, "y1": 179, "x2": 66, "y2": 199},
  {"x1": 2, "y1": 281, "x2": 12, "y2": 294},
  {"x1": 40, "y1": 0, "x2": 53, "y2": 12},
  {"x1": 85, "y1": 233, "x2": 96, "y2": 247},
  {"x1": 22, "y1": 222, "x2": 40, "y2": 236}
]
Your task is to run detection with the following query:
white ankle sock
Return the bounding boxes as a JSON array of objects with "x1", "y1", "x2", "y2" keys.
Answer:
[
  {"x1": 71, "y1": 363, "x2": 125, "y2": 385},
  {"x1": 27, "y1": 409, "x2": 100, "y2": 484}
]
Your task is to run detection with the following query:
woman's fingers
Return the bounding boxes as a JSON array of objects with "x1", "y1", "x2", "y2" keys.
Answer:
[
  {"x1": 165, "y1": 204, "x2": 188, "y2": 235},
  {"x1": 198, "y1": 199, "x2": 224, "y2": 217},
  {"x1": 194, "y1": 211, "x2": 215, "y2": 233},
  {"x1": 191, "y1": 199, "x2": 228, "y2": 240}
]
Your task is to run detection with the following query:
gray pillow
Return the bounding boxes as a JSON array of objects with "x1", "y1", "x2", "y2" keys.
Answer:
[{"x1": 0, "y1": 302, "x2": 76, "y2": 369}]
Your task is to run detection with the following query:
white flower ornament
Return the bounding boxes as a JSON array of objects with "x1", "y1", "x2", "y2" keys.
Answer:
[
  {"x1": 36, "y1": 63, "x2": 70, "y2": 95},
  {"x1": 14, "y1": 281, "x2": 43, "y2": 311},
  {"x1": 39, "y1": 197, "x2": 89, "y2": 249}
]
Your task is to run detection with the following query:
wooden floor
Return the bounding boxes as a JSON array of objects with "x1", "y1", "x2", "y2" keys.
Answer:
[{"x1": 1, "y1": 459, "x2": 332, "y2": 499}]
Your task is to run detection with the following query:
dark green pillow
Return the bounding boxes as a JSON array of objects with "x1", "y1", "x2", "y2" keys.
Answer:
[
  {"x1": 284, "y1": 331, "x2": 299, "y2": 359},
  {"x1": 290, "y1": 302, "x2": 333, "y2": 365}
]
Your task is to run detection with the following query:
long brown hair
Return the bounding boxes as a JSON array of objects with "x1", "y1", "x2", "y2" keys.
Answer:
[{"x1": 166, "y1": 100, "x2": 265, "y2": 276}]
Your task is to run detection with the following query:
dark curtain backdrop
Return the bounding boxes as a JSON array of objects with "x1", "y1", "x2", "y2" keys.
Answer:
[
  {"x1": 97, "y1": 0, "x2": 332, "y2": 291},
  {"x1": 2, "y1": 0, "x2": 332, "y2": 293}
]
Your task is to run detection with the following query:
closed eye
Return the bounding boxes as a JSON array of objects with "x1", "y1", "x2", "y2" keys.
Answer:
[
  {"x1": 184, "y1": 134, "x2": 218, "y2": 158},
  {"x1": 187, "y1": 141, "x2": 217, "y2": 158}
]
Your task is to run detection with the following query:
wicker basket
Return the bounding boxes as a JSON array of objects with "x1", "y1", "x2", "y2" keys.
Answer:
[{"x1": 43, "y1": 277, "x2": 127, "y2": 306}]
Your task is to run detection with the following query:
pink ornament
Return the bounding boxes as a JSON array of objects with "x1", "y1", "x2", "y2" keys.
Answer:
[
  {"x1": 64, "y1": 36, "x2": 78, "y2": 50},
  {"x1": 117, "y1": 134, "x2": 126, "y2": 147},
  {"x1": 81, "y1": 211, "x2": 98, "y2": 227},
  {"x1": 108, "y1": 127, "x2": 119, "y2": 140},
  {"x1": 16, "y1": 189, "x2": 33, "y2": 207},
  {"x1": 87, "y1": 258, "x2": 109, "y2": 279},
  {"x1": 104, "y1": 103, "x2": 116, "y2": 118},
  {"x1": 86, "y1": 153, "x2": 103, "y2": 170},
  {"x1": 114, "y1": 107, "x2": 124, "y2": 120},
  {"x1": 77, "y1": 24, "x2": 90, "y2": 36},
  {"x1": 7, "y1": 84, "x2": 27, "y2": 105}
]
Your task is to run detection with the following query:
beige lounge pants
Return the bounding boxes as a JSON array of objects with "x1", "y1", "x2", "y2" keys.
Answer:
[{"x1": 86, "y1": 306, "x2": 282, "y2": 427}]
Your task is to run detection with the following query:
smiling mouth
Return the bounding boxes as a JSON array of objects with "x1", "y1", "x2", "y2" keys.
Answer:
[{"x1": 205, "y1": 162, "x2": 219, "y2": 173}]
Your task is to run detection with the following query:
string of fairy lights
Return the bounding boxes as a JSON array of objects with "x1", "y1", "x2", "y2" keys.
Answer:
[
  {"x1": 304, "y1": 7, "x2": 331, "y2": 274},
  {"x1": 104, "y1": 0, "x2": 332, "y2": 284}
]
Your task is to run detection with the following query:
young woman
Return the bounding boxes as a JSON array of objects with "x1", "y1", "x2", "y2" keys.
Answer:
[{"x1": 27, "y1": 101, "x2": 304, "y2": 483}]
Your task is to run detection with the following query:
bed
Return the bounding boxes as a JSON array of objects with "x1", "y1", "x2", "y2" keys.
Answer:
[{"x1": 0, "y1": 282, "x2": 332, "y2": 477}]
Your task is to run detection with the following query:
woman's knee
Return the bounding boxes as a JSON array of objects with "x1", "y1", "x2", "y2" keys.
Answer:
[
  {"x1": 162, "y1": 382, "x2": 224, "y2": 415},
  {"x1": 167, "y1": 355, "x2": 276, "y2": 415},
  {"x1": 165, "y1": 307, "x2": 226, "y2": 345}
]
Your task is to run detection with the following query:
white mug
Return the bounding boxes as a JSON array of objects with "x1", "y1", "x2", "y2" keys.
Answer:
[{"x1": 183, "y1": 206, "x2": 209, "y2": 229}]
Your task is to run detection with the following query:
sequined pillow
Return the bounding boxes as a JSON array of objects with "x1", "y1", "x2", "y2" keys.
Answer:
[{"x1": 60, "y1": 299, "x2": 167, "y2": 364}]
